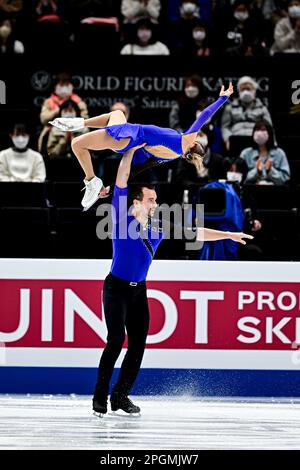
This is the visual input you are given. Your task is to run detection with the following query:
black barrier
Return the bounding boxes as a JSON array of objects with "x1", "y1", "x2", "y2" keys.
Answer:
[{"x1": 1, "y1": 55, "x2": 299, "y2": 134}]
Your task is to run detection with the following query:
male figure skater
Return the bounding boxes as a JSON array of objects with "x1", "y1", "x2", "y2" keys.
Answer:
[{"x1": 93, "y1": 145, "x2": 253, "y2": 416}]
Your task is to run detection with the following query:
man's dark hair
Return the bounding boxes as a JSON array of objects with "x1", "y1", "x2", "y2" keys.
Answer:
[{"x1": 128, "y1": 184, "x2": 156, "y2": 206}]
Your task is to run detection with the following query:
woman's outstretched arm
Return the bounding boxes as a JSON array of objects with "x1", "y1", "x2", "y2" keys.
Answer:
[{"x1": 183, "y1": 83, "x2": 234, "y2": 135}]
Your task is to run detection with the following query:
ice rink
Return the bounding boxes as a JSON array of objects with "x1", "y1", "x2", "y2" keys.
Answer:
[{"x1": 0, "y1": 395, "x2": 300, "y2": 450}]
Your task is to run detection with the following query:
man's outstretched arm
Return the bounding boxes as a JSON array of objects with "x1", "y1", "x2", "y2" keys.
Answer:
[
  {"x1": 116, "y1": 144, "x2": 145, "y2": 188},
  {"x1": 197, "y1": 227, "x2": 253, "y2": 245}
]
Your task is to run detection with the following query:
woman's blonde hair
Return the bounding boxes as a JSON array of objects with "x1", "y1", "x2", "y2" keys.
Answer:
[{"x1": 183, "y1": 141, "x2": 205, "y2": 173}]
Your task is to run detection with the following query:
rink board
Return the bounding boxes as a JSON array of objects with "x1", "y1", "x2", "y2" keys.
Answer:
[{"x1": 1, "y1": 259, "x2": 300, "y2": 396}]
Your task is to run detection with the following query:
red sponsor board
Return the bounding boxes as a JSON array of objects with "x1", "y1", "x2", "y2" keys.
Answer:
[{"x1": 1, "y1": 277, "x2": 300, "y2": 350}]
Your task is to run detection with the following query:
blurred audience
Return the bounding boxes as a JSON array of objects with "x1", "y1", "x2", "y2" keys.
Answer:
[
  {"x1": 221, "y1": 76, "x2": 273, "y2": 151},
  {"x1": 167, "y1": 0, "x2": 211, "y2": 23},
  {"x1": 0, "y1": 17, "x2": 24, "y2": 53},
  {"x1": 120, "y1": 18, "x2": 169, "y2": 54},
  {"x1": 66, "y1": 0, "x2": 118, "y2": 21},
  {"x1": 178, "y1": 19, "x2": 211, "y2": 55},
  {"x1": 44, "y1": 99, "x2": 89, "y2": 157},
  {"x1": 0, "y1": 0, "x2": 23, "y2": 14},
  {"x1": 175, "y1": 127, "x2": 226, "y2": 185},
  {"x1": 169, "y1": 74, "x2": 205, "y2": 133},
  {"x1": 271, "y1": 0, "x2": 300, "y2": 53},
  {"x1": 240, "y1": 120, "x2": 290, "y2": 184},
  {"x1": 40, "y1": 72, "x2": 88, "y2": 130},
  {"x1": 226, "y1": 156, "x2": 263, "y2": 260},
  {"x1": 215, "y1": 0, "x2": 271, "y2": 56},
  {"x1": 34, "y1": 0, "x2": 61, "y2": 19},
  {"x1": 0, "y1": 123, "x2": 46, "y2": 182},
  {"x1": 121, "y1": 0, "x2": 161, "y2": 24}
]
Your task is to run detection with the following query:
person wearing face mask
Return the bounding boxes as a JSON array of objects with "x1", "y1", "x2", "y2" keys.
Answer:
[
  {"x1": 271, "y1": 0, "x2": 300, "y2": 53},
  {"x1": 44, "y1": 99, "x2": 89, "y2": 157},
  {"x1": 40, "y1": 72, "x2": 88, "y2": 129},
  {"x1": 0, "y1": 124, "x2": 46, "y2": 182},
  {"x1": 171, "y1": 0, "x2": 203, "y2": 53},
  {"x1": 169, "y1": 75, "x2": 206, "y2": 133},
  {"x1": 240, "y1": 120, "x2": 290, "y2": 185},
  {"x1": 121, "y1": 0, "x2": 161, "y2": 24},
  {"x1": 225, "y1": 157, "x2": 263, "y2": 260},
  {"x1": 191, "y1": 22, "x2": 210, "y2": 55},
  {"x1": 179, "y1": 20, "x2": 211, "y2": 56},
  {"x1": 0, "y1": 18, "x2": 24, "y2": 54},
  {"x1": 221, "y1": 76, "x2": 273, "y2": 151},
  {"x1": 120, "y1": 18, "x2": 169, "y2": 54},
  {"x1": 217, "y1": 0, "x2": 261, "y2": 56},
  {"x1": 180, "y1": 0, "x2": 199, "y2": 19}
]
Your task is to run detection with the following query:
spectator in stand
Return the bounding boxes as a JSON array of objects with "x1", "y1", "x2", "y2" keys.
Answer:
[
  {"x1": 169, "y1": 74, "x2": 206, "y2": 133},
  {"x1": 0, "y1": 17, "x2": 24, "y2": 53},
  {"x1": 34, "y1": 0, "x2": 60, "y2": 18},
  {"x1": 216, "y1": 0, "x2": 271, "y2": 56},
  {"x1": 179, "y1": 19, "x2": 211, "y2": 55},
  {"x1": 120, "y1": 18, "x2": 169, "y2": 54},
  {"x1": 66, "y1": 0, "x2": 118, "y2": 21},
  {"x1": 216, "y1": 0, "x2": 253, "y2": 55},
  {"x1": 121, "y1": 0, "x2": 161, "y2": 23},
  {"x1": 221, "y1": 76, "x2": 273, "y2": 151},
  {"x1": 225, "y1": 156, "x2": 264, "y2": 260},
  {"x1": 45, "y1": 99, "x2": 89, "y2": 157},
  {"x1": 0, "y1": 0, "x2": 23, "y2": 13},
  {"x1": 175, "y1": 127, "x2": 226, "y2": 186},
  {"x1": 0, "y1": 124, "x2": 46, "y2": 182},
  {"x1": 240, "y1": 120, "x2": 290, "y2": 185},
  {"x1": 196, "y1": 156, "x2": 263, "y2": 261},
  {"x1": 171, "y1": 0, "x2": 203, "y2": 52},
  {"x1": 271, "y1": 0, "x2": 300, "y2": 53},
  {"x1": 167, "y1": 0, "x2": 212, "y2": 23},
  {"x1": 251, "y1": 0, "x2": 284, "y2": 23},
  {"x1": 40, "y1": 72, "x2": 88, "y2": 133}
]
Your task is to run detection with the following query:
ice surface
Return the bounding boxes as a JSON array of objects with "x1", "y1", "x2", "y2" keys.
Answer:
[{"x1": 0, "y1": 395, "x2": 300, "y2": 450}]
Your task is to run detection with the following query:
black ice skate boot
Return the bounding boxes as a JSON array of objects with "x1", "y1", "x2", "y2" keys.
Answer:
[
  {"x1": 110, "y1": 392, "x2": 140, "y2": 415},
  {"x1": 92, "y1": 396, "x2": 107, "y2": 417}
]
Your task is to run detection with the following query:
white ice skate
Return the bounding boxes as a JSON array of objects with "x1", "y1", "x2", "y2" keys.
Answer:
[
  {"x1": 49, "y1": 117, "x2": 85, "y2": 132},
  {"x1": 81, "y1": 176, "x2": 103, "y2": 211}
]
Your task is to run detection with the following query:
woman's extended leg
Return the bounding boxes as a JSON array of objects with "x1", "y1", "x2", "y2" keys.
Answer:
[
  {"x1": 71, "y1": 112, "x2": 130, "y2": 180},
  {"x1": 84, "y1": 109, "x2": 127, "y2": 129}
]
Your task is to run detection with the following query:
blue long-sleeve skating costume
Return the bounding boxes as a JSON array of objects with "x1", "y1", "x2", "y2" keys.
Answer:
[{"x1": 103, "y1": 96, "x2": 228, "y2": 166}]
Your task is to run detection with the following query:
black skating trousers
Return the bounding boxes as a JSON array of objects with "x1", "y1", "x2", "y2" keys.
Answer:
[{"x1": 94, "y1": 273, "x2": 150, "y2": 399}]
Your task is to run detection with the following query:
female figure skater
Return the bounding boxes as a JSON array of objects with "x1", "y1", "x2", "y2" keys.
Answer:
[{"x1": 50, "y1": 83, "x2": 233, "y2": 210}]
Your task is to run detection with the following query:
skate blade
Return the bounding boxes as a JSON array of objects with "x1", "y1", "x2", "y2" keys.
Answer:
[
  {"x1": 109, "y1": 411, "x2": 141, "y2": 418},
  {"x1": 93, "y1": 411, "x2": 105, "y2": 418},
  {"x1": 82, "y1": 197, "x2": 100, "y2": 212}
]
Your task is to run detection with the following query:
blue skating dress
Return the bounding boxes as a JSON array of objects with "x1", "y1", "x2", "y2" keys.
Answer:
[{"x1": 102, "y1": 96, "x2": 228, "y2": 167}]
